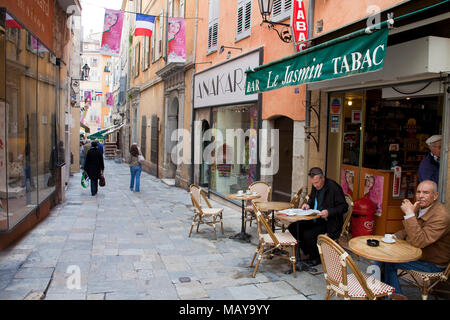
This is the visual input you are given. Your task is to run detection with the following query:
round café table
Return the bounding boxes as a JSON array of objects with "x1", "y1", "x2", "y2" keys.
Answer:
[
  {"x1": 348, "y1": 235, "x2": 422, "y2": 263},
  {"x1": 275, "y1": 211, "x2": 321, "y2": 272},
  {"x1": 226, "y1": 193, "x2": 260, "y2": 242},
  {"x1": 254, "y1": 201, "x2": 294, "y2": 231}
]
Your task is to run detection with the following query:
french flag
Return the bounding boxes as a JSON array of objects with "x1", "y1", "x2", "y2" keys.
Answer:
[
  {"x1": 6, "y1": 13, "x2": 23, "y2": 29},
  {"x1": 135, "y1": 14, "x2": 155, "y2": 37}
]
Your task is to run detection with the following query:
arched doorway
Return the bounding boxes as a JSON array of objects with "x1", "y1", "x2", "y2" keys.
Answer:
[
  {"x1": 166, "y1": 96, "x2": 179, "y2": 178},
  {"x1": 199, "y1": 120, "x2": 210, "y2": 187},
  {"x1": 272, "y1": 116, "x2": 294, "y2": 201}
]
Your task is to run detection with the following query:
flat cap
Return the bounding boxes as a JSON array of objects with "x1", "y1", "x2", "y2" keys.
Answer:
[{"x1": 426, "y1": 135, "x2": 442, "y2": 146}]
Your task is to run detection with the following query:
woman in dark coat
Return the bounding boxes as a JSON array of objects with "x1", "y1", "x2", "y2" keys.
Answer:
[{"x1": 83, "y1": 141, "x2": 104, "y2": 196}]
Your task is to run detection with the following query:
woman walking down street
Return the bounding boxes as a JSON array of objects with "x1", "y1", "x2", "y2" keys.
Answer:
[
  {"x1": 129, "y1": 144, "x2": 142, "y2": 192},
  {"x1": 83, "y1": 141, "x2": 105, "y2": 196}
]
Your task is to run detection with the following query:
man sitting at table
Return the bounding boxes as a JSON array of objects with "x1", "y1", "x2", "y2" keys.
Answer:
[
  {"x1": 288, "y1": 167, "x2": 348, "y2": 268},
  {"x1": 382, "y1": 180, "x2": 450, "y2": 299}
]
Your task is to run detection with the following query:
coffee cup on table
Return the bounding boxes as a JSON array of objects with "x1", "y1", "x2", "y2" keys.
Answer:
[
  {"x1": 237, "y1": 190, "x2": 243, "y2": 195},
  {"x1": 384, "y1": 234, "x2": 393, "y2": 240}
]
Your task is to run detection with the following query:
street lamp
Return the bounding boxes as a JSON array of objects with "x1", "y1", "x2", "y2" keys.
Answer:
[
  {"x1": 257, "y1": 0, "x2": 292, "y2": 43},
  {"x1": 81, "y1": 63, "x2": 90, "y2": 81}
]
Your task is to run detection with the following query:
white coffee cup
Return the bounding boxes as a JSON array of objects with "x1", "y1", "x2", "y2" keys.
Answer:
[
  {"x1": 384, "y1": 234, "x2": 393, "y2": 240},
  {"x1": 237, "y1": 190, "x2": 243, "y2": 195}
]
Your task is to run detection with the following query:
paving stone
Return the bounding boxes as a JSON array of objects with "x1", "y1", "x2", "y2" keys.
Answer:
[{"x1": 226, "y1": 284, "x2": 268, "y2": 300}]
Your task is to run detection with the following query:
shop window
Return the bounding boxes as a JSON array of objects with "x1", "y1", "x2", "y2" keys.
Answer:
[{"x1": 210, "y1": 105, "x2": 258, "y2": 197}]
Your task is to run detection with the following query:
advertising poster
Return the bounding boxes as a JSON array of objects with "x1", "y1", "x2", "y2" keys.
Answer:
[
  {"x1": 168, "y1": 18, "x2": 186, "y2": 63},
  {"x1": 84, "y1": 91, "x2": 91, "y2": 107},
  {"x1": 106, "y1": 92, "x2": 113, "y2": 107},
  {"x1": 341, "y1": 168, "x2": 355, "y2": 197},
  {"x1": 100, "y1": 9, "x2": 124, "y2": 56},
  {"x1": 364, "y1": 173, "x2": 384, "y2": 216}
]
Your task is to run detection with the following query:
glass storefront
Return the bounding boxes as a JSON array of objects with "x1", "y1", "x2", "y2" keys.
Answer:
[
  {"x1": 326, "y1": 84, "x2": 444, "y2": 234},
  {"x1": 0, "y1": 11, "x2": 60, "y2": 231},
  {"x1": 209, "y1": 104, "x2": 258, "y2": 197}
]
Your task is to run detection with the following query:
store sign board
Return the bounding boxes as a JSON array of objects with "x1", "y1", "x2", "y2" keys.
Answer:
[
  {"x1": 245, "y1": 28, "x2": 389, "y2": 95},
  {"x1": 0, "y1": 0, "x2": 54, "y2": 52},
  {"x1": 194, "y1": 51, "x2": 259, "y2": 109},
  {"x1": 292, "y1": 0, "x2": 308, "y2": 52}
]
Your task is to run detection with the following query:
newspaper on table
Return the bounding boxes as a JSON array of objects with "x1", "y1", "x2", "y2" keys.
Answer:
[{"x1": 278, "y1": 209, "x2": 321, "y2": 216}]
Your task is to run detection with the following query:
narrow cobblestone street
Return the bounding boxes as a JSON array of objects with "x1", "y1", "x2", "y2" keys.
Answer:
[{"x1": 0, "y1": 160, "x2": 426, "y2": 300}]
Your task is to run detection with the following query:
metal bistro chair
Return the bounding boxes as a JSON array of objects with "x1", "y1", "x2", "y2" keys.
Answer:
[
  {"x1": 317, "y1": 234, "x2": 395, "y2": 300},
  {"x1": 398, "y1": 262, "x2": 450, "y2": 300},
  {"x1": 243, "y1": 181, "x2": 272, "y2": 232},
  {"x1": 188, "y1": 184, "x2": 224, "y2": 240},
  {"x1": 250, "y1": 202, "x2": 297, "y2": 278},
  {"x1": 338, "y1": 194, "x2": 354, "y2": 248}
]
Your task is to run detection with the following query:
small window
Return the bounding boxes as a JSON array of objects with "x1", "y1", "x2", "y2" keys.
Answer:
[{"x1": 207, "y1": 0, "x2": 219, "y2": 53}]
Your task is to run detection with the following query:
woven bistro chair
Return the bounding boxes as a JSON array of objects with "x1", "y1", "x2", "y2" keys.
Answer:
[
  {"x1": 317, "y1": 234, "x2": 395, "y2": 300},
  {"x1": 250, "y1": 202, "x2": 297, "y2": 278},
  {"x1": 278, "y1": 189, "x2": 308, "y2": 232},
  {"x1": 398, "y1": 262, "x2": 450, "y2": 300},
  {"x1": 243, "y1": 181, "x2": 272, "y2": 232},
  {"x1": 188, "y1": 184, "x2": 224, "y2": 240},
  {"x1": 290, "y1": 187, "x2": 303, "y2": 208}
]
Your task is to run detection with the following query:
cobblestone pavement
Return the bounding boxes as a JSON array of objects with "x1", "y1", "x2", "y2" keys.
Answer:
[{"x1": 0, "y1": 160, "x2": 428, "y2": 300}]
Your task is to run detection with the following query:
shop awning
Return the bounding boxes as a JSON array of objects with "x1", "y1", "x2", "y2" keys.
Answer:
[
  {"x1": 104, "y1": 123, "x2": 125, "y2": 136},
  {"x1": 245, "y1": 27, "x2": 389, "y2": 94},
  {"x1": 80, "y1": 122, "x2": 90, "y2": 133},
  {"x1": 87, "y1": 125, "x2": 116, "y2": 140}
]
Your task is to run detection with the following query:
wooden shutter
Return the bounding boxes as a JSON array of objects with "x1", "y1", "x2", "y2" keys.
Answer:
[
  {"x1": 151, "y1": 115, "x2": 159, "y2": 164},
  {"x1": 272, "y1": 0, "x2": 291, "y2": 22},
  {"x1": 207, "y1": 0, "x2": 219, "y2": 52},
  {"x1": 236, "y1": 0, "x2": 251, "y2": 40},
  {"x1": 179, "y1": 0, "x2": 185, "y2": 18}
]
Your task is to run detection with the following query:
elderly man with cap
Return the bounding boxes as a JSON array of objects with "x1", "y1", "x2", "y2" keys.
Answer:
[{"x1": 418, "y1": 135, "x2": 441, "y2": 184}]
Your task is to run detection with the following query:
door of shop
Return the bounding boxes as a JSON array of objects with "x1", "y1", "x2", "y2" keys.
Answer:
[{"x1": 272, "y1": 116, "x2": 293, "y2": 202}]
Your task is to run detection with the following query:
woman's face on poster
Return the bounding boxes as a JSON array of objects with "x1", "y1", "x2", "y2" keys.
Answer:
[
  {"x1": 169, "y1": 22, "x2": 181, "y2": 36},
  {"x1": 105, "y1": 13, "x2": 118, "y2": 30}
]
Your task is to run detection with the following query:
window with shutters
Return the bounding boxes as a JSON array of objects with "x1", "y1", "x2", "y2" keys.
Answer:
[
  {"x1": 236, "y1": 0, "x2": 251, "y2": 41},
  {"x1": 158, "y1": 11, "x2": 164, "y2": 59},
  {"x1": 142, "y1": 36, "x2": 150, "y2": 71},
  {"x1": 272, "y1": 0, "x2": 292, "y2": 23},
  {"x1": 168, "y1": 0, "x2": 173, "y2": 17},
  {"x1": 179, "y1": 0, "x2": 185, "y2": 18},
  {"x1": 207, "y1": 0, "x2": 219, "y2": 54}
]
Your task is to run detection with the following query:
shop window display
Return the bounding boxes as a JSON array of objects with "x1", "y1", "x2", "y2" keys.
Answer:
[
  {"x1": 0, "y1": 13, "x2": 60, "y2": 231},
  {"x1": 210, "y1": 105, "x2": 258, "y2": 197}
]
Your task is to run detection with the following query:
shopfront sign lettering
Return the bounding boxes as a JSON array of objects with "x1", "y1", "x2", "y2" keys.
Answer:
[
  {"x1": 292, "y1": 0, "x2": 308, "y2": 52},
  {"x1": 245, "y1": 28, "x2": 389, "y2": 94},
  {"x1": 194, "y1": 50, "x2": 259, "y2": 108}
]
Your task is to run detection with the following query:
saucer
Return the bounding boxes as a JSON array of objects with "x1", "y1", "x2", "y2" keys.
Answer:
[{"x1": 381, "y1": 237, "x2": 396, "y2": 244}]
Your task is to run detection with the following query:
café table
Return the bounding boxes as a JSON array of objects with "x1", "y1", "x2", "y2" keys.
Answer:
[
  {"x1": 226, "y1": 192, "x2": 260, "y2": 242},
  {"x1": 254, "y1": 201, "x2": 294, "y2": 232},
  {"x1": 275, "y1": 210, "x2": 321, "y2": 273},
  {"x1": 348, "y1": 235, "x2": 422, "y2": 263}
]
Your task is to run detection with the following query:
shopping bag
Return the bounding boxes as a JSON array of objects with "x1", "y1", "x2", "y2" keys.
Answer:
[
  {"x1": 99, "y1": 174, "x2": 106, "y2": 187},
  {"x1": 81, "y1": 172, "x2": 89, "y2": 189}
]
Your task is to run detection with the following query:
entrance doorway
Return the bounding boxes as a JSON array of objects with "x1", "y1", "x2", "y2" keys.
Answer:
[
  {"x1": 166, "y1": 97, "x2": 179, "y2": 178},
  {"x1": 272, "y1": 116, "x2": 293, "y2": 202},
  {"x1": 199, "y1": 120, "x2": 210, "y2": 187}
]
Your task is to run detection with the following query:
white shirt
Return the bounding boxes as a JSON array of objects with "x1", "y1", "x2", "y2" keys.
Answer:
[{"x1": 404, "y1": 206, "x2": 431, "y2": 220}]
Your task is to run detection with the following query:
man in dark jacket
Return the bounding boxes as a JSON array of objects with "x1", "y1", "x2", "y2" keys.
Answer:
[
  {"x1": 418, "y1": 135, "x2": 441, "y2": 184},
  {"x1": 288, "y1": 167, "x2": 348, "y2": 268},
  {"x1": 83, "y1": 141, "x2": 104, "y2": 196}
]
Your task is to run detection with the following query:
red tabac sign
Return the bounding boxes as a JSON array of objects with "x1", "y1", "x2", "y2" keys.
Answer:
[
  {"x1": 291, "y1": 0, "x2": 308, "y2": 52},
  {"x1": 0, "y1": 0, "x2": 54, "y2": 51}
]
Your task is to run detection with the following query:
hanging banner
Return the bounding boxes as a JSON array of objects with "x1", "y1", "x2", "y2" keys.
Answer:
[
  {"x1": 100, "y1": 9, "x2": 124, "y2": 56},
  {"x1": 106, "y1": 92, "x2": 113, "y2": 107},
  {"x1": 84, "y1": 91, "x2": 92, "y2": 107},
  {"x1": 168, "y1": 18, "x2": 186, "y2": 63},
  {"x1": 292, "y1": 0, "x2": 308, "y2": 52},
  {"x1": 245, "y1": 28, "x2": 389, "y2": 94}
]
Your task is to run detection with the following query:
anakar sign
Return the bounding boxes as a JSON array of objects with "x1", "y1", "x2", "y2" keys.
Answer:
[{"x1": 292, "y1": 0, "x2": 308, "y2": 52}]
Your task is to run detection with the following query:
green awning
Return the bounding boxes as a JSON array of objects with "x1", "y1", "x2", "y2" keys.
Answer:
[
  {"x1": 87, "y1": 125, "x2": 115, "y2": 140},
  {"x1": 245, "y1": 28, "x2": 389, "y2": 94}
]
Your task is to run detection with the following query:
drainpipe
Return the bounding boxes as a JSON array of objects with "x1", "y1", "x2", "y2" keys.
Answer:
[
  {"x1": 303, "y1": 0, "x2": 315, "y2": 197},
  {"x1": 190, "y1": 0, "x2": 199, "y2": 186}
]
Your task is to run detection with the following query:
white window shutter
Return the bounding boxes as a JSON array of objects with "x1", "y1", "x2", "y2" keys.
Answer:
[
  {"x1": 272, "y1": 0, "x2": 291, "y2": 22},
  {"x1": 236, "y1": 0, "x2": 251, "y2": 41},
  {"x1": 207, "y1": 0, "x2": 219, "y2": 52},
  {"x1": 180, "y1": 0, "x2": 185, "y2": 18}
]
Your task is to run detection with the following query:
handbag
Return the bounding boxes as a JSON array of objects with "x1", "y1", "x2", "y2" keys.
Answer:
[
  {"x1": 138, "y1": 155, "x2": 145, "y2": 164},
  {"x1": 99, "y1": 173, "x2": 106, "y2": 187}
]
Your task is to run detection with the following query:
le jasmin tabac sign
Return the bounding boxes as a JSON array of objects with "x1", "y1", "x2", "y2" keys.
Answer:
[{"x1": 245, "y1": 28, "x2": 389, "y2": 94}]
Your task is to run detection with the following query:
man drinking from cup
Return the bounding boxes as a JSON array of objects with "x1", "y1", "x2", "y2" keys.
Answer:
[{"x1": 382, "y1": 180, "x2": 450, "y2": 299}]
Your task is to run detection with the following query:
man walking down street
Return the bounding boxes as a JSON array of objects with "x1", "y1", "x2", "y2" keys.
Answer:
[{"x1": 83, "y1": 141, "x2": 105, "y2": 196}]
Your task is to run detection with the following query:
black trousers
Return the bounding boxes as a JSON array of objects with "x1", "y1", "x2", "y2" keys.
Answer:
[
  {"x1": 90, "y1": 178, "x2": 98, "y2": 196},
  {"x1": 288, "y1": 220, "x2": 327, "y2": 260}
]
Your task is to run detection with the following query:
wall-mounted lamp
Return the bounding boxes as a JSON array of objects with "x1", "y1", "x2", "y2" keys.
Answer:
[
  {"x1": 219, "y1": 46, "x2": 242, "y2": 59},
  {"x1": 257, "y1": 0, "x2": 292, "y2": 43}
]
